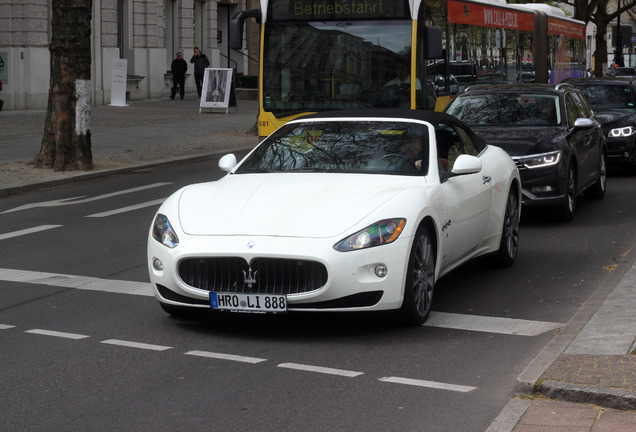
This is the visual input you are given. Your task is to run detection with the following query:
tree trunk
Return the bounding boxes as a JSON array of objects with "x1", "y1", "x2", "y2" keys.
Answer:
[
  {"x1": 34, "y1": 0, "x2": 93, "y2": 171},
  {"x1": 594, "y1": 16, "x2": 610, "y2": 77}
]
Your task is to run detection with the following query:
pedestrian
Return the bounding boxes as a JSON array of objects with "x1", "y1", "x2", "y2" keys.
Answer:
[
  {"x1": 170, "y1": 52, "x2": 188, "y2": 100},
  {"x1": 190, "y1": 47, "x2": 210, "y2": 100}
]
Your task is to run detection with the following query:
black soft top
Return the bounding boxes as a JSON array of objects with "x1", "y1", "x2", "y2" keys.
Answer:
[{"x1": 296, "y1": 109, "x2": 470, "y2": 130}]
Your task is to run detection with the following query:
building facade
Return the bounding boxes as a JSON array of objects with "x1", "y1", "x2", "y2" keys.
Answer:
[{"x1": 0, "y1": 0, "x2": 254, "y2": 111}]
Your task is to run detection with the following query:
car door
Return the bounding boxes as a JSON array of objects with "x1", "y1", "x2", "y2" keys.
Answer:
[
  {"x1": 437, "y1": 124, "x2": 493, "y2": 267},
  {"x1": 565, "y1": 91, "x2": 602, "y2": 189}
]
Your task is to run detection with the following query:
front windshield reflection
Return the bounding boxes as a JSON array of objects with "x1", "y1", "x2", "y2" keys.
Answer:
[
  {"x1": 262, "y1": 21, "x2": 415, "y2": 114},
  {"x1": 236, "y1": 121, "x2": 430, "y2": 175},
  {"x1": 578, "y1": 85, "x2": 636, "y2": 110},
  {"x1": 447, "y1": 94, "x2": 561, "y2": 126}
]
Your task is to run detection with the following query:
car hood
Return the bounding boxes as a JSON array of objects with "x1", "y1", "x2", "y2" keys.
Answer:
[
  {"x1": 469, "y1": 126, "x2": 563, "y2": 157},
  {"x1": 177, "y1": 173, "x2": 418, "y2": 238},
  {"x1": 594, "y1": 110, "x2": 636, "y2": 131}
]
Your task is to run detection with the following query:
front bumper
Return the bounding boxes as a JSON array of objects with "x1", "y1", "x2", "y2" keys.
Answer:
[
  {"x1": 515, "y1": 161, "x2": 567, "y2": 207},
  {"x1": 148, "y1": 232, "x2": 413, "y2": 313},
  {"x1": 606, "y1": 137, "x2": 636, "y2": 166}
]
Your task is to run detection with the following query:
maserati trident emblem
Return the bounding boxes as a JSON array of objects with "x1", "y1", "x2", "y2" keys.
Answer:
[{"x1": 243, "y1": 266, "x2": 258, "y2": 290}]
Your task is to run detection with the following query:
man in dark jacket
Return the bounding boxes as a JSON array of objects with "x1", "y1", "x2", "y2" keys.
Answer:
[
  {"x1": 190, "y1": 47, "x2": 210, "y2": 100},
  {"x1": 170, "y1": 52, "x2": 188, "y2": 100}
]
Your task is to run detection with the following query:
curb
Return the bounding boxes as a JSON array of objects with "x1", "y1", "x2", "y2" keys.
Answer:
[
  {"x1": 514, "y1": 255, "x2": 636, "y2": 397},
  {"x1": 0, "y1": 146, "x2": 254, "y2": 198},
  {"x1": 539, "y1": 380, "x2": 636, "y2": 411}
]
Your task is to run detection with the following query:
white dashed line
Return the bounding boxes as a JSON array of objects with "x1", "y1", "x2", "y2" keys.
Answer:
[
  {"x1": 379, "y1": 376, "x2": 477, "y2": 392},
  {"x1": 0, "y1": 225, "x2": 63, "y2": 240},
  {"x1": 425, "y1": 311, "x2": 564, "y2": 336},
  {"x1": 0, "y1": 324, "x2": 16, "y2": 330},
  {"x1": 277, "y1": 362, "x2": 364, "y2": 377},
  {"x1": 25, "y1": 329, "x2": 90, "y2": 340},
  {"x1": 0, "y1": 268, "x2": 152, "y2": 296},
  {"x1": 85, "y1": 199, "x2": 166, "y2": 218},
  {"x1": 185, "y1": 350, "x2": 267, "y2": 364},
  {"x1": 101, "y1": 339, "x2": 172, "y2": 351}
]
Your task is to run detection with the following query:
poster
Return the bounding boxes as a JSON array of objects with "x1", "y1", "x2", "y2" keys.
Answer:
[
  {"x1": 110, "y1": 58, "x2": 128, "y2": 106},
  {"x1": 200, "y1": 68, "x2": 233, "y2": 109}
]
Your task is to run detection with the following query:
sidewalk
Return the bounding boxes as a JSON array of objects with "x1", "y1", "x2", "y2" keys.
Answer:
[
  {"x1": 1, "y1": 94, "x2": 635, "y2": 431},
  {"x1": 0, "y1": 93, "x2": 260, "y2": 195}
]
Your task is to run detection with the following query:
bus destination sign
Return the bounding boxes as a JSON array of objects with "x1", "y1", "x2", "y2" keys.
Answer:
[{"x1": 268, "y1": 0, "x2": 410, "y2": 21}]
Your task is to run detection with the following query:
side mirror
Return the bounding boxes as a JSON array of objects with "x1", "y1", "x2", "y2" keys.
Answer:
[
  {"x1": 451, "y1": 154, "x2": 482, "y2": 175},
  {"x1": 230, "y1": 9, "x2": 261, "y2": 50},
  {"x1": 573, "y1": 118, "x2": 594, "y2": 130},
  {"x1": 219, "y1": 154, "x2": 238, "y2": 172}
]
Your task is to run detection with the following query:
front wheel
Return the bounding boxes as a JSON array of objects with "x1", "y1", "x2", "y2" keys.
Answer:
[
  {"x1": 554, "y1": 164, "x2": 576, "y2": 222},
  {"x1": 584, "y1": 151, "x2": 607, "y2": 199},
  {"x1": 491, "y1": 187, "x2": 520, "y2": 267},
  {"x1": 400, "y1": 226, "x2": 436, "y2": 325}
]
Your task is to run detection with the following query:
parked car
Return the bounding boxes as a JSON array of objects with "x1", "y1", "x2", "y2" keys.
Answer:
[
  {"x1": 446, "y1": 83, "x2": 607, "y2": 221},
  {"x1": 607, "y1": 67, "x2": 636, "y2": 79},
  {"x1": 148, "y1": 110, "x2": 521, "y2": 325},
  {"x1": 564, "y1": 77, "x2": 636, "y2": 171}
]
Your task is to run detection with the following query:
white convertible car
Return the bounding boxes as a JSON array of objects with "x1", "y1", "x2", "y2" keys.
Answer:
[{"x1": 148, "y1": 110, "x2": 521, "y2": 324}]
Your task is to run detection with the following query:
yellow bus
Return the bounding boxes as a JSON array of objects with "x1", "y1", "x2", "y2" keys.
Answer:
[{"x1": 231, "y1": 0, "x2": 585, "y2": 138}]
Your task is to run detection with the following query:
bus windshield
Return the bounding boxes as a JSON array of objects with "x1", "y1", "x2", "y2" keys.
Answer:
[{"x1": 262, "y1": 20, "x2": 417, "y2": 115}]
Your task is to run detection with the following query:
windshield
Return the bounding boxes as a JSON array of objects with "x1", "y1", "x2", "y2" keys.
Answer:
[
  {"x1": 236, "y1": 121, "x2": 430, "y2": 175},
  {"x1": 577, "y1": 84, "x2": 636, "y2": 110},
  {"x1": 447, "y1": 93, "x2": 562, "y2": 126},
  {"x1": 262, "y1": 21, "x2": 416, "y2": 115}
]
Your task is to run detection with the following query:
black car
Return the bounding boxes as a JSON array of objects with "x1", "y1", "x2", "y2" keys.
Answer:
[
  {"x1": 607, "y1": 67, "x2": 636, "y2": 79},
  {"x1": 446, "y1": 83, "x2": 607, "y2": 221},
  {"x1": 564, "y1": 78, "x2": 636, "y2": 171}
]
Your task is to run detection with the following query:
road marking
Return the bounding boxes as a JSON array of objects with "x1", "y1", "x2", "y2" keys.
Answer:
[
  {"x1": 277, "y1": 362, "x2": 364, "y2": 377},
  {"x1": 85, "y1": 198, "x2": 166, "y2": 218},
  {"x1": 0, "y1": 225, "x2": 63, "y2": 240},
  {"x1": 101, "y1": 339, "x2": 172, "y2": 351},
  {"x1": 185, "y1": 350, "x2": 267, "y2": 364},
  {"x1": 424, "y1": 311, "x2": 564, "y2": 336},
  {"x1": 0, "y1": 268, "x2": 564, "y2": 336},
  {"x1": 379, "y1": 376, "x2": 477, "y2": 392},
  {"x1": 1, "y1": 183, "x2": 171, "y2": 214},
  {"x1": 0, "y1": 324, "x2": 16, "y2": 330},
  {"x1": 25, "y1": 329, "x2": 90, "y2": 340},
  {"x1": 0, "y1": 268, "x2": 153, "y2": 296}
]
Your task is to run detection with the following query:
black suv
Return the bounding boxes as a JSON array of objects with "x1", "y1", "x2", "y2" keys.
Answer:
[
  {"x1": 564, "y1": 77, "x2": 636, "y2": 171},
  {"x1": 446, "y1": 83, "x2": 607, "y2": 221}
]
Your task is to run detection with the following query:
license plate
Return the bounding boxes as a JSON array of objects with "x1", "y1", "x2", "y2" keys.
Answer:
[{"x1": 210, "y1": 292, "x2": 287, "y2": 313}]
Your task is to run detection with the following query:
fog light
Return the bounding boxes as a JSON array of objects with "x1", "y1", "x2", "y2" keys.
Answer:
[
  {"x1": 625, "y1": 152, "x2": 631, "y2": 159},
  {"x1": 153, "y1": 258, "x2": 164, "y2": 271},
  {"x1": 531, "y1": 185, "x2": 555, "y2": 194},
  {"x1": 374, "y1": 264, "x2": 388, "y2": 278}
]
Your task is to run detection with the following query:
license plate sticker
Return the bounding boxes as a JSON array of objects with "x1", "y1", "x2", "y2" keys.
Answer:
[{"x1": 210, "y1": 293, "x2": 287, "y2": 313}]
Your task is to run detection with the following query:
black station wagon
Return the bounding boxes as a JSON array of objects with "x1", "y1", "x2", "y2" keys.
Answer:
[{"x1": 446, "y1": 83, "x2": 607, "y2": 221}]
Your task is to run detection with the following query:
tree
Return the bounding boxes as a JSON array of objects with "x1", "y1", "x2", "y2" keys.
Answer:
[
  {"x1": 563, "y1": 0, "x2": 636, "y2": 76},
  {"x1": 34, "y1": 0, "x2": 93, "y2": 171}
]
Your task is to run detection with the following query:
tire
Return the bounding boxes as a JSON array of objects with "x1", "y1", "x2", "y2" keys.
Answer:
[
  {"x1": 491, "y1": 187, "x2": 520, "y2": 267},
  {"x1": 400, "y1": 226, "x2": 436, "y2": 325},
  {"x1": 584, "y1": 151, "x2": 607, "y2": 199},
  {"x1": 555, "y1": 163, "x2": 576, "y2": 222}
]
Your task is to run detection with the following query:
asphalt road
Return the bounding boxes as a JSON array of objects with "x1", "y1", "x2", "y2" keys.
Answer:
[{"x1": 1, "y1": 158, "x2": 635, "y2": 432}]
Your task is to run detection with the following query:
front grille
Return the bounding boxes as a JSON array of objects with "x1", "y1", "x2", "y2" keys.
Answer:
[{"x1": 179, "y1": 257, "x2": 328, "y2": 295}]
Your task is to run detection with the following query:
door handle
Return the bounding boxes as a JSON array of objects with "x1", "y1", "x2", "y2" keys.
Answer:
[{"x1": 482, "y1": 176, "x2": 492, "y2": 184}]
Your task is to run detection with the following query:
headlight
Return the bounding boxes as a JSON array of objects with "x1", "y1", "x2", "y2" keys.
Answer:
[
  {"x1": 608, "y1": 126, "x2": 635, "y2": 137},
  {"x1": 333, "y1": 219, "x2": 406, "y2": 252},
  {"x1": 152, "y1": 214, "x2": 179, "y2": 248},
  {"x1": 516, "y1": 151, "x2": 561, "y2": 169}
]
